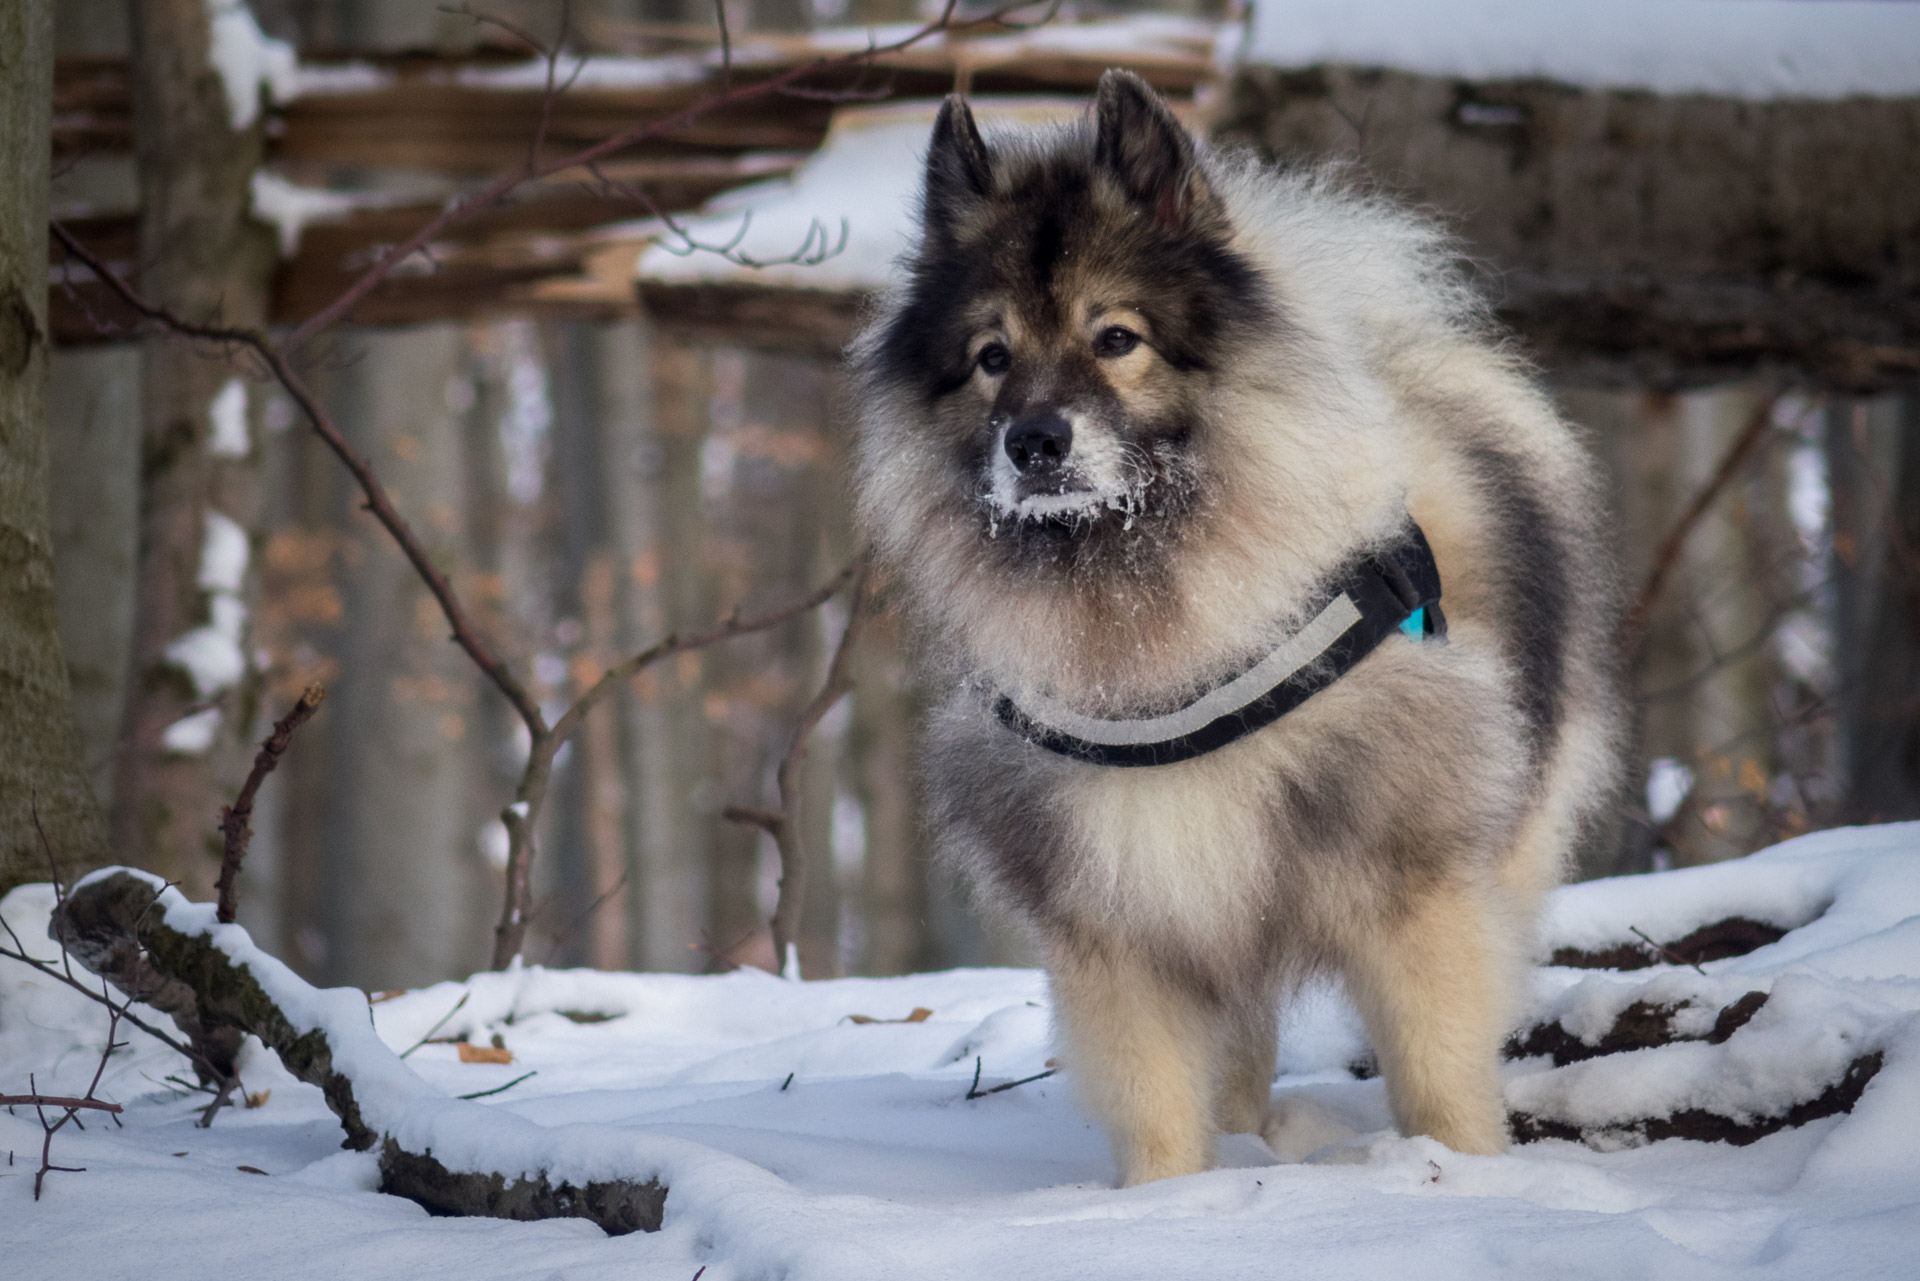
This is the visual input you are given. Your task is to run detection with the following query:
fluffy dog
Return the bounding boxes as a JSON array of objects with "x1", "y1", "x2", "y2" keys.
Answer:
[{"x1": 848, "y1": 71, "x2": 1621, "y2": 1185}]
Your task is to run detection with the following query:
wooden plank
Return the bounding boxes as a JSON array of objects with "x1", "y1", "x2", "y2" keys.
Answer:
[
  {"x1": 49, "y1": 153, "x2": 809, "y2": 340},
  {"x1": 52, "y1": 33, "x2": 1215, "y2": 167},
  {"x1": 1217, "y1": 65, "x2": 1920, "y2": 390},
  {"x1": 636, "y1": 281, "x2": 863, "y2": 355}
]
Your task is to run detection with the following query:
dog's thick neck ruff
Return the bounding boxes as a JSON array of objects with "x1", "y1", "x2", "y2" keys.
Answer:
[{"x1": 995, "y1": 521, "x2": 1446, "y2": 767}]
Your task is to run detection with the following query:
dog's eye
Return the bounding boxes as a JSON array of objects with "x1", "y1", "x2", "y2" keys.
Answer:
[
  {"x1": 1096, "y1": 326, "x2": 1140, "y2": 358},
  {"x1": 977, "y1": 343, "x2": 1011, "y2": 375}
]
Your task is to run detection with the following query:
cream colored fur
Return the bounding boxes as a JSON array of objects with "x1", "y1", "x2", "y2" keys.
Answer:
[{"x1": 850, "y1": 99, "x2": 1622, "y2": 1186}]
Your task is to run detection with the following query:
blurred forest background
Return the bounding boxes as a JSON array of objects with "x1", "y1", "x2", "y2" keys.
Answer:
[{"x1": 21, "y1": 0, "x2": 1920, "y2": 990}]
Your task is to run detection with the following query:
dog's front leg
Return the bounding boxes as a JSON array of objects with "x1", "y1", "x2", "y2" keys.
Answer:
[
  {"x1": 1050, "y1": 942, "x2": 1218, "y2": 1185},
  {"x1": 1339, "y1": 875, "x2": 1514, "y2": 1156}
]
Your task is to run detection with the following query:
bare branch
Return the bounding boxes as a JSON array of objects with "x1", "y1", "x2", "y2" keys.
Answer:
[
  {"x1": 1619, "y1": 388, "x2": 1784, "y2": 653},
  {"x1": 0, "y1": 1095, "x2": 123, "y2": 1113},
  {"x1": 216, "y1": 684, "x2": 326, "y2": 924},
  {"x1": 491, "y1": 560, "x2": 858, "y2": 969},
  {"x1": 0, "y1": 935, "x2": 206, "y2": 1074},
  {"x1": 50, "y1": 0, "x2": 1053, "y2": 977},
  {"x1": 49, "y1": 223, "x2": 547, "y2": 736},
  {"x1": 278, "y1": 0, "x2": 1055, "y2": 350},
  {"x1": 548, "y1": 560, "x2": 858, "y2": 750},
  {"x1": 720, "y1": 558, "x2": 871, "y2": 974}
]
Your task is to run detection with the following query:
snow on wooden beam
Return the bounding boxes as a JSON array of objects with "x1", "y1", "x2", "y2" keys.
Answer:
[{"x1": 50, "y1": 16, "x2": 1227, "y2": 168}]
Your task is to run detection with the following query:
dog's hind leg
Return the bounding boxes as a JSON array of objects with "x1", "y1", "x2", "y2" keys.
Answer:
[
  {"x1": 1337, "y1": 875, "x2": 1514, "y2": 1155},
  {"x1": 1213, "y1": 985, "x2": 1279, "y2": 1136},
  {"x1": 1050, "y1": 943, "x2": 1218, "y2": 1185}
]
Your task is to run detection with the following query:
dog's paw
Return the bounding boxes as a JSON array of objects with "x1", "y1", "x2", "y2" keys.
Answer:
[{"x1": 1262, "y1": 1094, "x2": 1358, "y2": 1162}]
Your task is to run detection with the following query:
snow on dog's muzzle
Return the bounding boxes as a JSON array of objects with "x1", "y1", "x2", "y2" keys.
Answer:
[{"x1": 988, "y1": 414, "x2": 1147, "y2": 525}]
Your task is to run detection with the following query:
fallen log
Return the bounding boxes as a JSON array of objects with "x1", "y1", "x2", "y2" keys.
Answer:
[
  {"x1": 51, "y1": 869, "x2": 666, "y2": 1235},
  {"x1": 1511, "y1": 1052, "x2": 1884, "y2": 1148},
  {"x1": 1506, "y1": 990, "x2": 1771, "y2": 1066},
  {"x1": 1549, "y1": 916, "x2": 1789, "y2": 971}
]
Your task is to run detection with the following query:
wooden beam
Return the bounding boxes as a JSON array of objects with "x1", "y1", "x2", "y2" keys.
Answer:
[
  {"x1": 52, "y1": 35, "x2": 1216, "y2": 170},
  {"x1": 1216, "y1": 65, "x2": 1920, "y2": 390},
  {"x1": 49, "y1": 154, "x2": 808, "y2": 341},
  {"x1": 636, "y1": 281, "x2": 863, "y2": 355}
]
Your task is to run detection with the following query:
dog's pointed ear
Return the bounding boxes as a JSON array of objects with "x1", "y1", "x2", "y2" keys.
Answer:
[
  {"x1": 1093, "y1": 70, "x2": 1224, "y2": 233},
  {"x1": 924, "y1": 96, "x2": 993, "y2": 232}
]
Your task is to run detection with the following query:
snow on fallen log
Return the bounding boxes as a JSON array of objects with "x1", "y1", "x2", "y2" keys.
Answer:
[
  {"x1": 1500, "y1": 825, "x2": 1920, "y2": 1150},
  {"x1": 49, "y1": 868, "x2": 675, "y2": 1234}
]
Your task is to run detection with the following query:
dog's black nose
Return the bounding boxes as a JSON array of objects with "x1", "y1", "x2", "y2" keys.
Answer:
[{"x1": 1004, "y1": 413, "x2": 1072, "y2": 474}]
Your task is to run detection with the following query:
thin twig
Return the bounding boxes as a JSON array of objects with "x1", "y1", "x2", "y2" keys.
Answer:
[
  {"x1": 29, "y1": 1075, "x2": 85, "y2": 1198},
  {"x1": 457, "y1": 1069, "x2": 538, "y2": 1101},
  {"x1": 216, "y1": 684, "x2": 326, "y2": 924},
  {"x1": 540, "y1": 869, "x2": 629, "y2": 966},
  {"x1": 1629, "y1": 925, "x2": 1709, "y2": 975},
  {"x1": 1619, "y1": 389, "x2": 1782, "y2": 653},
  {"x1": 49, "y1": 0, "x2": 1051, "y2": 978},
  {"x1": 399, "y1": 992, "x2": 472, "y2": 1059},
  {"x1": 761, "y1": 559, "x2": 870, "y2": 973},
  {"x1": 964, "y1": 1055, "x2": 1058, "y2": 1099},
  {"x1": 196, "y1": 1077, "x2": 241, "y2": 1128},
  {"x1": 52, "y1": 224, "x2": 547, "y2": 736},
  {"x1": 0, "y1": 1095, "x2": 123, "y2": 1113},
  {"x1": 687, "y1": 927, "x2": 758, "y2": 973},
  {"x1": 279, "y1": 0, "x2": 1051, "y2": 352},
  {"x1": 492, "y1": 560, "x2": 858, "y2": 968},
  {"x1": 31, "y1": 794, "x2": 78, "y2": 985}
]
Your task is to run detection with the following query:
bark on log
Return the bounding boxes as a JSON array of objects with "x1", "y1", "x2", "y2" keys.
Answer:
[{"x1": 51, "y1": 869, "x2": 667, "y2": 1235}]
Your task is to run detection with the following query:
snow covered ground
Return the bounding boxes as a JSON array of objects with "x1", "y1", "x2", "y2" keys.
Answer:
[{"x1": 5, "y1": 824, "x2": 1919, "y2": 1279}]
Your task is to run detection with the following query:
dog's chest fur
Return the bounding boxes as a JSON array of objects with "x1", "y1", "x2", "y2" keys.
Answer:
[
  {"x1": 929, "y1": 629, "x2": 1535, "y2": 984},
  {"x1": 1059, "y1": 754, "x2": 1276, "y2": 954}
]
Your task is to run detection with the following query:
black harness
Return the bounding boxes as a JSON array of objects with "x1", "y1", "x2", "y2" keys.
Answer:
[{"x1": 993, "y1": 521, "x2": 1446, "y2": 768}]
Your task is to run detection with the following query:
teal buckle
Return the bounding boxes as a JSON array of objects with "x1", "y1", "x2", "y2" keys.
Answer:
[{"x1": 1399, "y1": 607, "x2": 1426, "y2": 640}]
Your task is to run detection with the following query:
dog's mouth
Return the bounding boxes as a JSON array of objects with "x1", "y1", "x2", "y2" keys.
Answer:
[{"x1": 983, "y1": 470, "x2": 1149, "y2": 534}]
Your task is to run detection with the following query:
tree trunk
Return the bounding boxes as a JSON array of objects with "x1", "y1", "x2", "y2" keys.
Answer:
[
  {"x1": 47, "y1": 348, "x2": 143, "y2": 806},
  {"x1": 1830, "y1": 393, "x2": 1920, "y2": 822},
  {"x1": 0, "y1": 0, "x2": 112, "y2": 894},
  {"x1": 112, "y1": 0, "x2": 277, "y2": 897},
  {"x1": 623, "y1": 327, "x2": 722, "y2": 972},
  {"x1": 309, "y1": 325, "x2": 494, "y2": 989}
]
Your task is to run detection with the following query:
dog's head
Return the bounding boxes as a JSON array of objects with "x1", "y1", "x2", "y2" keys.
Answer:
[
  {"x1": 852, "y1": 72, "x2": 1429, "y2": 702},
  {"x1": 858, "y1": 72, "x2": 1273, "y2": 576}
]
